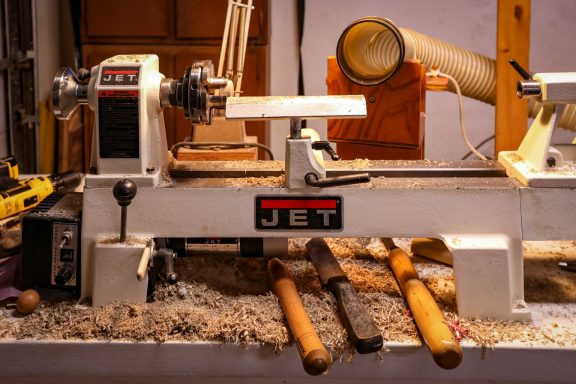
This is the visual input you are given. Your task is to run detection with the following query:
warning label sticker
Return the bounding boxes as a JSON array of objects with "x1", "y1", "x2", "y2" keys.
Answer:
[{"x1": 98, "y1": 90, "x2": 139, "y2": 158}]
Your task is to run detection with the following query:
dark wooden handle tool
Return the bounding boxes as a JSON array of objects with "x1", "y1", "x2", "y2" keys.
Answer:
[
  {"x1": 382, "y1": 238, "x2": 463, "y2": 370},
  {"x1": 306, "y1": 238, "x2": 383, "y2": 354}
]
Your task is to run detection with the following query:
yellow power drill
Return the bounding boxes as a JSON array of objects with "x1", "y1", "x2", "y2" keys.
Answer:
[{"x1": 0, "y1": 171, "x2": 82, "y2": 220}]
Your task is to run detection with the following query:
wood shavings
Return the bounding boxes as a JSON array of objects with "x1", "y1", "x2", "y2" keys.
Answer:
[
  {"x1": 223, "y1": 175, "x2": 284, "y2": 187},
  {"x1": 350, "y1": 158, "x2": 372, "y2": 169},
  {"x1": 98, "y1": 235, "x2": 149, "y2": 246},
  {"x1": 1, "y1": 238, "x2": 575, "y2": 355}
]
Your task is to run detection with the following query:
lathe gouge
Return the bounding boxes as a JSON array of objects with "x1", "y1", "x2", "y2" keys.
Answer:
[
  {"x1": 306, "y1": 238, "x2": 383, "y2": 354},
  {"x1": 382, "y1": 238, "x2": 463, "y2": 369},
  {"x1": 267, "y1": 258, "x2": 332, "y2": 376}
]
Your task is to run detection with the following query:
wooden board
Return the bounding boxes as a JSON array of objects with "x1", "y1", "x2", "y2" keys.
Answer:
[
  {"x1": 327, "y1": 57, "x2": 425, "y2": 160},
  {"x1": 495, "y1": 0, "x2": 531, "y2": 153},
  {"x1": 334, "y1": 142, "x2": 424, "y2": 160},
  {"x1": 176, "y1": 135, "x2": 258, "y2": 161}
]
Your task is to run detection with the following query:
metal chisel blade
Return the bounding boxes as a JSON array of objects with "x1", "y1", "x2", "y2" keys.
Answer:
[
  {"x1": 306, "y1": 238, "x2": 348, "y2": 286},
  {"x1": 306, "y1": 238, "x2": 383, "y2": 354}
]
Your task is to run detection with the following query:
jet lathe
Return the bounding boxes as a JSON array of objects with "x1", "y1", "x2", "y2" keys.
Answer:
[{"x1": 52, "y1": 53, "x2": 576, "y2": 321}]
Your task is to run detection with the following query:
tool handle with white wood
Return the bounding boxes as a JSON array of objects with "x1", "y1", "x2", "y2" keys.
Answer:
[
  {"x1": 388, "y1": 247, "x2": 463, "y2": 370},
  {"x1": 267, "y1": 258, "x2": 331, "y2": 376},
  {"x1": 136, "y1": 243, "x2": 152, "y2": 281}
]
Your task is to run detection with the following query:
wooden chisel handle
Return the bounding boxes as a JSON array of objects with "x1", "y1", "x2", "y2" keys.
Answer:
[
  {"x1": 267, "y1": 258, "x2": 331, "y2": 376},
  {"x1": 388, "y1": 247, "x2": 463, "y2": 370}
]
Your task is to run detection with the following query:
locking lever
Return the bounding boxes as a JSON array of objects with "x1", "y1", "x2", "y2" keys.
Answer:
[
  {"x1": 311, "y1": 141, "x2": 340, "y2": 161},
  {"x1": 304, "y1": 172, "x2": 370, "y2": 188}
]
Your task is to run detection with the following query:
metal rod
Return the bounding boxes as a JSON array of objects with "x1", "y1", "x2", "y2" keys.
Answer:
[
  {"x1": 120, "y1": 206, "x2": 127, "y2": 242},
  {"x1": 304, "y1": 172, "x2": 371, "y2": 187},
  {"x1": 509, "y1": 59, "x2": 532, "y2": 80},
  {"x1": 170, "y1": 163, "x2": 508, "y2": 179},
  {"x1": 218, "y1": 0, "x2": 234, "y2": 77},
  {"x1": 290, "y1": 118, "x2": 302, "y2": 139}
]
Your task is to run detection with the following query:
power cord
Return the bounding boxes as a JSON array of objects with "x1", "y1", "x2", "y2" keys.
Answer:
[
  {"x1": 462, "y1": 134, "x2": 495, "y2": 160},
  {"x1": 426, "y1": 69, "x2": 488, "y2": 160}
]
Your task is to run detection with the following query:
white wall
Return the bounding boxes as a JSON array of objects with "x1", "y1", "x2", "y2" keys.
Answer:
[
  {"x1": 269, "y1": 0, "x2": 576, "y2": 160},
  {"x1": 269, "y1": 0, "x2": 300, "y2": 157}
]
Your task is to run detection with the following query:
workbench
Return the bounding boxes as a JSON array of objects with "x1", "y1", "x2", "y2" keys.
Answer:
[{"x1": 1, "y1": 238, "x2": 574, "y2": 383}]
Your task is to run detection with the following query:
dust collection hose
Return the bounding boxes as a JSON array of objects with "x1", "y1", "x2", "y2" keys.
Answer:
[{"x1": 336, "y1": 16, "x2": 576, "y2": 132}]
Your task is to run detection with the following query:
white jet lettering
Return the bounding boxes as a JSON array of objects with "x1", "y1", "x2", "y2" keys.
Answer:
[
  {"x1": 316, "y1": 209, "x2": 336, "y2": 226},
  {"x1": 261, "y1": 209, "x2": 278, "y2": 227},
  {"x1": 290, "y1": 210, "x2": 308, "y2": 226}
]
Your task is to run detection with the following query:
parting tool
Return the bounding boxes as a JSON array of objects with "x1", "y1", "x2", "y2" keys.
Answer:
[{"x1": 306, "y1": 238, "x2": 383, "y2": 354}]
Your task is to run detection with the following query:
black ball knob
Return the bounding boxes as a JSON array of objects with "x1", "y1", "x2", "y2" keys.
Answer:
[{"x1": 113, "y1": 179, "x2": 137, "y2": 207}]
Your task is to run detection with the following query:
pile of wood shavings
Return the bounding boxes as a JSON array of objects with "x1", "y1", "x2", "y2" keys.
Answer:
[
  {"x1": 1, "y1": 238, "x2": 575, "y2": 354},
  {"x1": 224, "y1": 175, "x2": 284, "y2": 187}
]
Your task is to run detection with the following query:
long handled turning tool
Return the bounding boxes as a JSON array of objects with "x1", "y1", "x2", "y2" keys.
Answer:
[
  {"x1": 382, "y1": 238, "x2": 463, "y2": 369},
  {"x1": 306, "y1": 238, "x2": 383, "y2": 354},
  {"x1": 267, "y1": 258, "x2": 332, "y2": 376}
]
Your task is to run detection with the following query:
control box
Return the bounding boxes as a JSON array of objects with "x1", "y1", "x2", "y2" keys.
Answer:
[{"x1": 21, "y1": 193, "x2": 82, "y2": 295}]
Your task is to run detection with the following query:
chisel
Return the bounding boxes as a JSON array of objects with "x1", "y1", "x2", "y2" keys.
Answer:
[
  {"x1": 306, "y1": 238, "x2": 383, "y2": 354},
  {"x1": 382, "y1": 238, "x2": 463, "y2": 369}
]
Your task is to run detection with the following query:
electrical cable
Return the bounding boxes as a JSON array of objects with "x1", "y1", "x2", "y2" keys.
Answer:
[
  {"x1": 426, "y1": 70, "x2": 488, "y2": 160},
  {"x1": 171, "y1": 142, "x2": 275, "y2": 160},
  {"x1": 462, "y1": 134, "x2": 495, "y2": 160}
]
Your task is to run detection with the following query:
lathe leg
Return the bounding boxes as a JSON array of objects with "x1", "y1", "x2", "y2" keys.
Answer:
[
  {"x1": 92, "y1": 241, "x2": 149, "y2": 307},
  {"x1": 442, "y1": 235, "x2": 530, "y2": 320}
]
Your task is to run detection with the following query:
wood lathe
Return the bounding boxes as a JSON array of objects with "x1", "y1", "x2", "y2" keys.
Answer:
[{"x1": 49, "y1": 46, "x2": 576, "y2": 323}]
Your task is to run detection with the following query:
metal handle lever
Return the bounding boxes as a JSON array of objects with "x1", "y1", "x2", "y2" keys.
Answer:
[
  {"x1": 137, "y1": 243, "x2": 153, "y2": 281},
  {"x1": 155, "y1": 248, "x2": 178, "y2": 284},
  {"x1": 509, "y1": 59, "x2": 541, "y2": 99},
  {"x1": 509, "y1": 59, "x2": 532, "y2": 80},
  {"x1": 311, "y1": 141, "x2": 340, "y2": 161},
  {"x1": 304, "y1": 172, "x2": 370, "y2": 188}
]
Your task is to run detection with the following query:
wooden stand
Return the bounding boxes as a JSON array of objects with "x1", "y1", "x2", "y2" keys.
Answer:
[
  {"x1": 176, "y1": 120, "x2": 258, "y2": 161},
  {"x1": 327, "y1": 57, "x2": 426, "y2": 160},
  {"x1": 495, "y1": 0, "x2": 531, "y2": 153}
]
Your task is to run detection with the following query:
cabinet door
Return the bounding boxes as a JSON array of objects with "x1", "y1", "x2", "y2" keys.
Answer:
[
  {"x1": 175, "y1": 0, "x2": 268, "y2": 44},
  {"x1": 83, "y1": 0, "x2": 170, "y2": 38},
  {"x1": 82, "y1": 0, "x2": 268, "y2": 45}
]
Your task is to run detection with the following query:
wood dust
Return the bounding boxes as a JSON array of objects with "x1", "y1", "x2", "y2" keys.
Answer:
[
  {"x1": 1, "y1": 239, "x2": 575, "y2": 355},
  {"x1": 224, "y1": 175, "x2": 284, "y2": 187}
]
